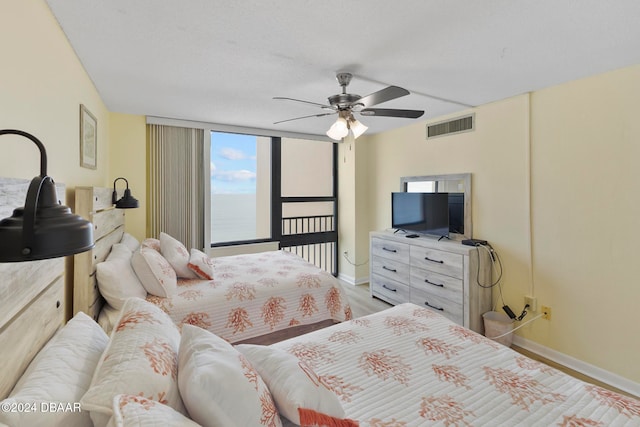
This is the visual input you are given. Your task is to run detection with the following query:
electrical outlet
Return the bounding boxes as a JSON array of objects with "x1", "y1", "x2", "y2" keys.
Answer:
[
  {"x1": 541, "y1": 306, "x2": 551, "y2": 320},
  {"x1": 524, "y1": 295, "x2": 537, "y2": 311}
]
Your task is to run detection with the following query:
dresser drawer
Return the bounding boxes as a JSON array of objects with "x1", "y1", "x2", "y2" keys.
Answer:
[
  {"x1": 410, "y1": 246, "x2": 463, "y2": 279},
  {"x1": 371, "y1": 256, "x2": 410, "y2": 284},
  {"x1": 371, "y1": 237, "x2": 410, "y2": 263},
  {"x1": 410, "y1": 267, "x2": 463, "y2": 305},
  {"x1": 411, "y1": 286, "x2": 463, "y2": 325},
  {"x1": 371, "y1": 275, "x2": 410, "y2": 305}
]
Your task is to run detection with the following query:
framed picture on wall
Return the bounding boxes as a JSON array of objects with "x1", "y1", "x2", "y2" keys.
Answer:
[{"x1": 80, "y1": 104, "x2": 97, "y2": 169}]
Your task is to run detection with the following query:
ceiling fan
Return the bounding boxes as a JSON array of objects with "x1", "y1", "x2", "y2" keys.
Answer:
[{"x1": 274, "y1": 73, "x2": 425, "y2": 140}]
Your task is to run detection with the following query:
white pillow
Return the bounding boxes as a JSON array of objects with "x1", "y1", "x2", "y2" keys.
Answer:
[
  {"x1": 178, "y1": 325, "x2": 282, "y2": 427},
  {"x1": 107, "y1": 394, "x2": 200, "y2": 427},
  {"x1": 81, "y1": 298, "x2": 185, "y2": 427},
  {"x1": 141, "y1": 238, "x2": 161, "y2": 252},
  {"x1": 120, "y1": 233, "x2": 140, "y2": 252},
  {"x1": 160, "y1": 232, "x2": 198, "y2": 279},
  {"x1": 97, "y1": 244, "x2": 147, "y2": 310},
  {"x1": 131, "y1": 247, "x2": 178, "y2": 297},
  {"x1": 187, "y1": 248, "x2": 213, "y2": 280},
  {"x1": 236, "y1": 344, "x2": 352, "y2": 426},
  {"x1": 108, "y1": 243, "x2": 133, "y2": 261},
  {"x1": 0, "y1": 312, "x2": 108, "y2": 427}
]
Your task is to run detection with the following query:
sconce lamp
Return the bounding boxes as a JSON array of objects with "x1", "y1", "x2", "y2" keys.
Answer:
[
  {"x1": 112, "y1": 177, "x2": 139, "y2": 209},
  {"x1": 0, "y1": 129, "x2": 94, "y2": 262}
]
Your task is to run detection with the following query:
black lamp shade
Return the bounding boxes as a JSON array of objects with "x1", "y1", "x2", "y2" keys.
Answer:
[
  {"x1": 0, "y1": 177, "x2": 94, "y2": 262},
  {"x1": 0, "y1": 129, "x2": 94, "y2": 262},
  {"x1": 115, "y1": 188, "x2": 139, "y2": 209},
  {"x1": 112, "y1": 177, "x2": 139, "y2": 209}
]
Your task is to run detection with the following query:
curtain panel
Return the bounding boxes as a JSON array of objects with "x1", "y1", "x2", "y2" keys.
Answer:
[{"x1": 147, "y1": 124, "x2": 205, "y2": 250}]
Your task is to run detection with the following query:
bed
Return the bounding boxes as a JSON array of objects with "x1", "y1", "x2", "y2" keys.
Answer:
[
  {"x1": 72, "y1": 186, "x2": 352, "y2": 344},
  {"x1": 3, "y1": 295, "x2": 638, "y2": 426},
  {"x1": 270, "y1": 303, "x2": 640, "y2": 426},
  {"x1": 3, "y1": 179, "x2": 638, "y2": 427}
]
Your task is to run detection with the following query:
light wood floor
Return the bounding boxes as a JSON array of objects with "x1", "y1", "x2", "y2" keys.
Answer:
[{"x1": 341, "y1": 282, "x2": 636, "y2": 399}]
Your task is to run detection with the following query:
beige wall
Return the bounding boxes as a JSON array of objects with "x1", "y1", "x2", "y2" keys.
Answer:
[
  {"x1": 109, "y1": 113, "x2": 147, "y2": 240},
  {"x1": 1, "y1": 0, "x2": 111, "y2": 199},
  {"x1": 528, "y1": 65, "x2": 640, "y2": 382},
  {"x1": 362, "y1": 65, "x2": 640, "y2": 383}
]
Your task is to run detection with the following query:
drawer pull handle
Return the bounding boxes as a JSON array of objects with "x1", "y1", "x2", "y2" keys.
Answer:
[
  {"x1": 424, "y1": 301, "x2": 444, "y2": 311},
  {"x1": 382, "y1": 266, "x2": 397, "y2": 273},
  {"x1": 425, "y1": 279, "x2": 444, "y2": 287},
  {"x1": 424, "y1": 256, "x2": 444, "y2": 264},
  {"x1": 382, "y1": 247, "x2": 397, "y2": 253},
  {"x1": 382, "y1": 284, "x2": 397, "y2": 292}
]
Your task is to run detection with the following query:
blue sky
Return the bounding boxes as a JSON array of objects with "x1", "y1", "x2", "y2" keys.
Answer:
[{"x1": 210, "y1": 131, "x2": 257, "y2": 194}]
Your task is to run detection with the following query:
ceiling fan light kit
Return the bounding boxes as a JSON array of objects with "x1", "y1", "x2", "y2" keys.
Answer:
[
  {"x1": 326, "y1": 115, "x2": 349, "y2": 140},
  {"x1": 275, "y1": 72, "x2": 424, "y2": 141}
]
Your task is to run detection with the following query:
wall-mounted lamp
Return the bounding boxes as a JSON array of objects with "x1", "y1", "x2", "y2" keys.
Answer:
[
  {"x1": 0, "y1": 129, "x2": 94, "y2": 262},
  {"x1": 326, "y1": 111, "x2": 369, "y2": 141},
  {"x1": 112, "y1": 177, "x2": 139, "y2": 209}
]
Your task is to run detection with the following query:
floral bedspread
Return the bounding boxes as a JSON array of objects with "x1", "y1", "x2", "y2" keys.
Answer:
[
  {"x1": 147, "y1": 250, "x2": 352, "y2": 343},
  {"x1": 273, "y1": 303, "x2": 640, "y2": 426}
]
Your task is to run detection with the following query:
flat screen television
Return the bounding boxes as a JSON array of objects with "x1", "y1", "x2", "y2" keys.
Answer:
[
  {"x1": 391, "y1": 192, "x2": 450, "y2": 238},
  {"x1": 448, "y1": 192, "x2": 464, "y2": 235}
]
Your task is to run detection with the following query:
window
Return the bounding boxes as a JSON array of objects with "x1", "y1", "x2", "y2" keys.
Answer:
[
  {"x1": 208, "y1": 131, "x2": 338, "y2": 274},
  {"x1": 210, "y1": 132, "x2": 271, "y2": 244}
]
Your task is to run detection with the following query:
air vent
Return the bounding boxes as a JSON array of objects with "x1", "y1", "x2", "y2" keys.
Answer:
[{"x1": 426, "y1": 114, "x2": 474, "y2": 139}]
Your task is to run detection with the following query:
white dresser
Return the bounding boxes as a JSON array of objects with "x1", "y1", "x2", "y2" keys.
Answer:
[{"x1": 370, "y1": 231, "x2": 492, "y2": 333}]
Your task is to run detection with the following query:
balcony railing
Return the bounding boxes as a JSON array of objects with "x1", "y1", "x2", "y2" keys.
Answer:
[{"x1": 280, "y1": 214, "x2": 337, "y2": 275}]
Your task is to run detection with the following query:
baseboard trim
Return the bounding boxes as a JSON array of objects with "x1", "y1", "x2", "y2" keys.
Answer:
[
  {"x1": 512, "y1": 335, "x2": 640, "y2": 398},
  {"x1": 337, "y1": 273, "x2": 368, "y2": 286}
]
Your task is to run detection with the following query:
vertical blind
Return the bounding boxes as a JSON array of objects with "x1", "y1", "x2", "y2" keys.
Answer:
[{"x1": 147, "y1": 124, "x2": 205, "y2": 250}]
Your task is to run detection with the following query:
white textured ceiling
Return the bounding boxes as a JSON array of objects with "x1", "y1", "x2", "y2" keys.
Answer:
[{"x1": 46, "y1": 0, "x2": 640, "y2": 138}]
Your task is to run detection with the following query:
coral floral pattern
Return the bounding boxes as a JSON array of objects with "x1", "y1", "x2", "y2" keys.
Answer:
[
  {"x1": 296, "y1": 272, "x2": 322, "y2": 288},
  {"x1": 328, "y1": 330, "x2": 362, "y2": 344},
  {"x1": 145, "y1": 294, "x2": 175, "y2": 314},
  {"x1": 259, "y1": 389, "x2": 280, "y2": 427},
  {"x1": 384, "y1": 315, "x2": 430, "y2": 336},
  {"x1": 240, "y1": 354, "x2": 260, "y2": 391},
  {"x1": 318, "y1": 374, "x2": 363, "y2": 403},
  {"x1": 325, "y1": 286, "x2": 343, "y2": 317},
  {"x1": 141, "y1": 338, "x2": 178, "y2": 379},
  {"x1": 271, "y1": 303, "x2": 638, "y2": 427},
  {"x1": 432, "y1": 364, "x2": 470, "y2": 389},
  {"x1": 147, "y1": 250, "x2": 350, "y2": 343},
  {"x1": 484, "y1": 367, "x2": 566, "y2": 410},
  {"x1": 586, "y1": 385, "x2": 640, "y2": 418},
  {"x1": 359, "y1": 349, "x2": 411, "y2": 385},
  {"x1": 419, "y1": 395, "x2": 474, "y2": 426},
  {"x1": 116, "y1": 310, "x2": 160, "y2": 332},
  {"x1": 181, "y1": 311, "x2": 212, "y2": 329},
  {"x1": 227, "y1": 307, "x2": 253, "y2": 333},
  {"x1": 120, "y1": 394, "x2": 156, "y2": 411},
  {"x1": 558, "y1": 415, "x2": 604, "y2": 427},
  {"x1": 299, "y1": 293, "x2": 319, "y2": 317},
  {"x1": 288, "y1": 342, "x2": 336, "y2": 369},
  {"x1": 416, "y1": 337, "x2": 462, "y2": 360},
  {"x1": 262, "y1": 296, "x2": 286, "y2": 329}
]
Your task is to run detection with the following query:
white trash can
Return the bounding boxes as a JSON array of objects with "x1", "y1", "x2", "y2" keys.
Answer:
[{"x1": 483, "y1": 311, "x2": 514, "y2": 347}]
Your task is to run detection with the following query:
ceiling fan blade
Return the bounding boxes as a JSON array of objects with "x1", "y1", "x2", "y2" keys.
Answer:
[
  {"x1": 274, "y1": 112, "x2": 336, "y2": 125},
  {"x1": 273, "y1": 96, "x2": 333, "y2": 109},
  {"x1": 357, "y1": 86, "x2": 410, "y2": 108},
  {"x1": 360, "y1": 108, "x2": 425, "y2": 119}
]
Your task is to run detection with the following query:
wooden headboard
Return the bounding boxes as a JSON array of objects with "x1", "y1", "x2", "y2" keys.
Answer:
[
  {"x1": 73, "y1": 186, "x2": 125, "y2": 321},
  {"x1": 0, "y1": 177, "x2": 65, "y2": 398}
]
